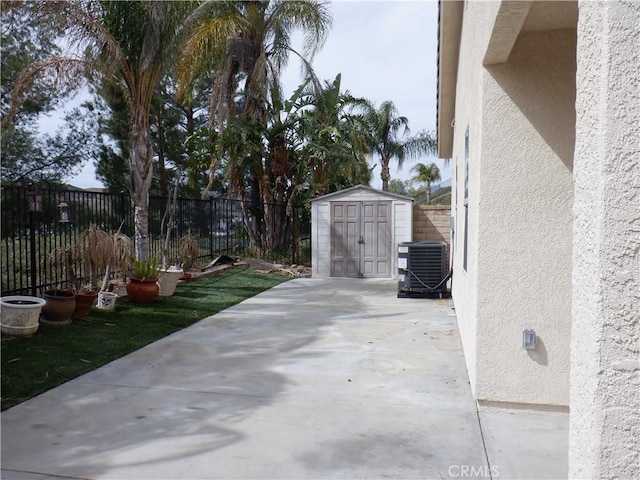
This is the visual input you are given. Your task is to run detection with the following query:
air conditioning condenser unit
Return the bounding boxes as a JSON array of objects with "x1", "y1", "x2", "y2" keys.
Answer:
[{"x1": 397, "y1": 241, "x2": 451, "y2": 298}]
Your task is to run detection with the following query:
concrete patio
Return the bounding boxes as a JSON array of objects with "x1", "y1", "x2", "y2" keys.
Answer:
[{"x1": 1, "y1": 277, "x2": 568, "y2": 479}]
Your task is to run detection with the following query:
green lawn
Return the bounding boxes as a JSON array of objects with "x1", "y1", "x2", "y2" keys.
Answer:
[{"x1": 1, "y1": 267, "x2": 288, "y2": 411}]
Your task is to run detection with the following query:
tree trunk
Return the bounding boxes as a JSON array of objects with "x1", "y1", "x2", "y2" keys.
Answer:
[
  {"x1": 249, "y1": 173, "x2": 262, "y2": 249},
  {"x1": 129, "y1": 104, "x2": 153, "y2": 261},
  {"x1": 155, "y1": 108, "x2": 168, "y2": 198},
  {"x1": 380, "y1": 158, "x2": 391, "y2": 191},
  {"x1": 161, "y1": 179, "x2": 179, "y2": 268},
  {"x1": 183, "y1": 106, "x2": 198, "y2": 190}
]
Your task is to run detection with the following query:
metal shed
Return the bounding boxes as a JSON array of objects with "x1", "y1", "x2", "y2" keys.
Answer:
[{"x1": 310, "y1": 185, "x2": 414, "y2": 278}]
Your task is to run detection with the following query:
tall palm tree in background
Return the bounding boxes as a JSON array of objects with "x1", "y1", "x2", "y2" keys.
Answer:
[
  {"x1": 411, "y1": 162, "x2": 441, "y2": 203},
  {"x1": 5, "y1": 0, "x2": 195, "y2": 260},
  {"x1": 362, "y1": 100, "x2": 437, "y2": 191}
]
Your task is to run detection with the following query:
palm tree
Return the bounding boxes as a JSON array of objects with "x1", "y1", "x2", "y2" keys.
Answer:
[
  {"x1": 4, "y1": 1, "x2": 195, "y2": 260},
  {"x1": 362, "y1": 100, "x2": 437, "y2": 191},
  {"x1": 411, "y1": 162, "x2": 441, "y2": 203},
  {"x1": 177, "y1": 0, "x2": 331, "y2": 252},
  {"x1": 298, "y1": 74, "x2": 372, "y2": 195},
  {"x1": 178, "y1": 0, "x2": 330, "y2": 122}
]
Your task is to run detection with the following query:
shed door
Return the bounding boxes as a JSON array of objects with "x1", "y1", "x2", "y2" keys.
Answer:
[{"x1": 330, "y1": 201, "x2": 391, "y2": 278}]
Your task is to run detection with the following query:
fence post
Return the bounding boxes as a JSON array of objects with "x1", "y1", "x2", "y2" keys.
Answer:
[
  {"x1": 26, "y1": 185, "x2": 39, "y2": 296},
  {"x1": 178, "y1": 195, "x2": 183, "y2": 239},
  {"x1": 291, "y1": 205, "x2": 296, "y2": 265},
  {"x1": 119, "y1": 190, "x2": 127, "y2": 233},
  {"x1": 29, "y1": 210, "x2": 37, "y2": 296},
  {"x1": 209, "y1": 197, "x2": 214, "y2": 258}
]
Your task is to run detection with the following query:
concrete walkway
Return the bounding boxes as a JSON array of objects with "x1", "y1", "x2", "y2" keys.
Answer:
[{"x1": 1, "y1": 278, "x2": 567, "y2": 479}]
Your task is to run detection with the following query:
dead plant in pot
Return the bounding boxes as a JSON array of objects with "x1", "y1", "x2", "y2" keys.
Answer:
[
  {"x1": 75, "y1": 225, "x2": 113, "y2": 291},
  {"x1": 73, "y1": 224, "x2": 115, "y2": 316},
  {"x1": 178, "y1": 234, "x2": 198, "y2": 280},
  {"x1": 157, "y1": 180, "x2": 183, "y2": 295},
  {"x1": 97, "y1": 226, "x2": 132, "y2": 310}
]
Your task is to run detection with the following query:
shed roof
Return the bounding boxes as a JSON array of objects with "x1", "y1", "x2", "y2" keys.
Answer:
[{"x1": 310, "y1": 184, "x2": 414, "y2": 203}]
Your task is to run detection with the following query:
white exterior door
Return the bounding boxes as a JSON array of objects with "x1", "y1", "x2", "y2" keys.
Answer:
[{"x1": 330, "y1": 201, "x2": 391, "y2": 278}]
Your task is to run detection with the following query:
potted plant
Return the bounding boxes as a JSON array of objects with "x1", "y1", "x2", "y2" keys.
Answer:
[
  {"x1": 41, "y1": 288, "x2": 76, "y2": 325},
  {"x1": 126, "y1": 257, "x2": 160, "y2": 304},
  {"x1": 41, "y1": 247, "x2": 76, "y2": 325},
  {"x1": 178, "y1": 235, "x2": 198, "y2": 280},
  {"x1": 156, "y1": 184, "x2": 183, "y2": 296},
  {"x1": 97, "y1": 227, "x2": 132, "y2": 311},
  {"x1": 1, "y1": 296, "x2": 47, "y2": 336},
  {"x1": 73, "y1": 224, "x2": 114, "y2": 316},
  {"x1": 41, "y1": 225, "x2": 128, "y2": 321}
]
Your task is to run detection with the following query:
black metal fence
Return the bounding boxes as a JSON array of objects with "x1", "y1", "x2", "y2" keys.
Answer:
[{"x1": 1, "y1": 185, "x2": 311, "y2": 296}]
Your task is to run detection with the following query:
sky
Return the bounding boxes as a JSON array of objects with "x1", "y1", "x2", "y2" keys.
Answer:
[{"x1": 56, "y1": 0, "x2": 445, "y2": 190}]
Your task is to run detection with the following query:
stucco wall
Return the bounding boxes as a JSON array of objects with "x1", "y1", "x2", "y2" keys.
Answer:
[
  {"x1": 569, "y1": 1, "x2": 640, "y2": 477},
  {"x1": 451, "y1": 1, "x2": 575, "y2": 405},
  {"x1": 474, "y1": 28, "x2": 575, "y2": 406},
  {"x1": 449, "y1": 0, "x2": 502, "y2": 393}
]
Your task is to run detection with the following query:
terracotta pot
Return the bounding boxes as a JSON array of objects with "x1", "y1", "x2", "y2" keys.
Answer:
[
  {"x1": 126, "y1": 278, "x2": 159, "y2": 304},
  {"x1": 1, "y1": 296, "x2": 47, "y2": 336},
  {"x1": 41, "y1": 290, "x2": 76, "y2": 325},
  {"x1": 179, "y1": 273, "x2": 192, "y2": 281},
  {"x1": 74, "y1": 291, "x2": 98, "y2": 317}
]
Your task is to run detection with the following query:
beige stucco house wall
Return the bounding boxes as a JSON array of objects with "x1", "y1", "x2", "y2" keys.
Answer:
[
  {"x1": 441, "y1": 0, "x2": 575, "y2": 407},
  {"x1": 438, "y1": 1, "x2": 639, "y2": 477}
]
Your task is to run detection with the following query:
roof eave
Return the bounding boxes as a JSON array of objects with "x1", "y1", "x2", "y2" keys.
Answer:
[{"x1": 436, "y1": 0, "x2": 464, "y2": 160}]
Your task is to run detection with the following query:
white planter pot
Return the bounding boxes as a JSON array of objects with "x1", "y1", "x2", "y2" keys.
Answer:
[
  {"x1": 96, "y1": 291, "x2": 118, "y2": 311},
  {"x1": 1, "y1": 296, "x2": 47, "y2": 337},
  {"x1": 158, "y1": 267, "x2": 183, "y2": 296}
]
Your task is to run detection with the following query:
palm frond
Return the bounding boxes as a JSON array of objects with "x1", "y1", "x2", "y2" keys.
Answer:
[
  {"x1": 404, "y1": 130, "x2": 438, "y2": 158},
  {"x1": 176, "y1": 12, "x2": 244, "y2": 102},
  {"x1": 269, "y1": 0, "x2": 332, "y2": 60},
  {"x1": 3, "y1": 56, "x2": 91, "y2": 125},
  {"x1": 38, "y1": 1, "x2": 128, "y2": 77},
  {"x1": 288, "y1": 46, "x2": 324, "y2": 98}
]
